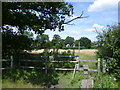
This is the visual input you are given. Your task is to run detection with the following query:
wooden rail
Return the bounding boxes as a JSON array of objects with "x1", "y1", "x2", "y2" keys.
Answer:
[
  {"x1": 79, "y1": 59, "x2": 97, "y2": 62},
  {"x1": 20, "y1": 59, "x2": 78, "y2": 63},
  {"x1": 1, "y1": 56, "x2": 105, "y2": 73},
  {"x1": 19, "y1": 66, "x2": 97, "y2": 72}
]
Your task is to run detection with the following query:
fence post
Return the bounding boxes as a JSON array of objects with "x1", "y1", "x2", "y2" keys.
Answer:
[
  {"x1": 76, "y1": 57, "x2": 80, "y2": 69},
  {"x1": 72, "y1": 64, "x2": 77, "y2": 80},
  {"x1": 102, "y1": 59, "x2": 106, "y2": 73},
  {"x1": 10, "y1": 56, "x2": 13, "y2": 69},
  {"x1": 97, "y1": 58, "x2": 100, "y2": 75}
]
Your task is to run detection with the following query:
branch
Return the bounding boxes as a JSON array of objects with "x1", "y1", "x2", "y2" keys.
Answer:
[{"x1": 63, "y1": 11, "x2": 89, "y2": 24}]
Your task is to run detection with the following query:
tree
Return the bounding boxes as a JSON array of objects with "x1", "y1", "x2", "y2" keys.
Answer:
[
  {"x1": 80, "y1": 37, "x2": 91, "y2": 49},
  {"x1": 2, "y1": 2, "x2": 88, "y2": 58},
  {"x1": 91, "y1": 41, "x2": 97, "y2": 49},
  {"x1": 52, "y1": 34, "x2": 61, "y2": 45},
  {"x1": 2, "y1": 2, "x2": 88, "y2": 34},
  {"x1": 2, "y1": 2, "x2": 74, "y2": 34},
  {"x1": 96, "y1": 24, "x2": 120, "y2": 79},
  {"x1": 23, "y1": 30, "x2": 34, "y2": 39},
  {"x1": 74, "y1": 40, "x2": 80, "y2": 47},
  {"x1": 65, "y1": 36, "x2": 74, "y2": 46},
  {"x1": 2, "y1": 27, "x2": 33, "y2": 58},
  {"x1": 35, "y1": 34, "x2": 49, "y2": 49}
]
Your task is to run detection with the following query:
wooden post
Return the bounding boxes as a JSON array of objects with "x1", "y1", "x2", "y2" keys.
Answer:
[
  {"x1": 102, "y1": 59, "x2": 106, "y2": 73},
  {"x1": 10, "y1": 56, "x2": 13, "y2": 69},
  {"x1": 72, "y1": 64, "x2": 77, "y2": 80},
  {"x1": 78, "y1": 42, "x2": 80, "y2": 54},
  {"x1": 76, "y1": 57, "x2": 80, "y2": 69},
  {"x1": 97, "y1": 58, "x2": 100, "y2": 75},
  {"x1": 83, "y1": 65, "x2": 89, "y2": 78}
]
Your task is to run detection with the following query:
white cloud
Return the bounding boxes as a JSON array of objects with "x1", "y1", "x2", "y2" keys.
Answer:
[
  {"x1": 70, "y1": 30, "x2": 81, "y2": 34},
  {"x1": 92, "y1": 24, "x2": 104, "y2": 29},
  {"x1": 88, "y1": 0, "x2": 119, "y2": 12},
  {"x1": 85, "y1": 24, "x2": 104, "y2": 32},
  {"x1": 84, "y1": 28, "x2": 95, "y2": 32}
]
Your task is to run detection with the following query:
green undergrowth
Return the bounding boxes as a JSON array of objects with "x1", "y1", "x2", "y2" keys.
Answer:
[{"x1": 2, "y1": 70, "x2": 119, "y2": 88}]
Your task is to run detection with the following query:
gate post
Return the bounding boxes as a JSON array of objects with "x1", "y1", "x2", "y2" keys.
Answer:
[
  {"x1": 102, "y1": 59, "x2": 106, "y2": 73},
  {"x1": 76, "y1": 57, "x2": 80, "y2": 70},
  {"x1": 97, "y1": 58, "x2": 100, "y2": 75}
]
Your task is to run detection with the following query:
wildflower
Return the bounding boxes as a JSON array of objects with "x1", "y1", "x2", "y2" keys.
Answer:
[{"x1": 109, "y1": 77, "x2": 111, "y2": 79}]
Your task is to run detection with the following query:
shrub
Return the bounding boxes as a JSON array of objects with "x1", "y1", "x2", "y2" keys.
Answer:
[{"x1": 96, "y1": 24, "x2": 120, "y2": 79}]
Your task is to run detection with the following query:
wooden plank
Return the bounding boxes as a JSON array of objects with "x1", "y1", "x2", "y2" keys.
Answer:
[
  {"x1": 87, "y1": 78, "x2": 94, "y2": 88},
  {"x1": 81, "y1": 78, "x2": 94, "y2": 88},
  {"x1": 88, "y1": 69, "x2": 97, "y2": 72},
  {"x1": 19, "y1": 66, "x2": 97, "y2": 72},
  {"x1": 20, "y1": 60, "x2": 78, "y2": 63},
  {"x1": 0, "y1": 67, "x2": 11, "y2": 70},
  {"x1": 83, "y1": 65, "x2": 89, "y2": 71},
  {"x1": 57, "y1": 55, "x2": 79, "y2": 57},
  {"x1": 20, "y1": 66, "x2": 75, "y2": 70},
  {"x1": 40, "y1": 55, "x2": 79, "y2": 58},
  {"x1": 80, "y1": 59, "x2": 98, "y2": 62},
  {"x1": 0, "y1": 59, "x2": 10, "y2": 61},
  {"x1": 81, "y1": 80, "x2": 87, "y2": 88},
  {"x1": 83, "y1": 65, "x2": 89, "y2": 78},
  {"x1": 84, "y1": 71, "x2": 88, "y2": 75}
]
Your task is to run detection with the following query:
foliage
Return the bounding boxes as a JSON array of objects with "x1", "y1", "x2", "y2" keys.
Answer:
[
  {"x1": 2, "y1": 69, "x2": 59, "y2": 88},
  {"x1": 91, "y1": 41, "x2": 97, "y2": 49},
  {"x1": 34, "y1": 34, "x2": 50, "y2": 49},
  {"x1": 79, "y1": 37, "x2": 91, "y2": 49},
  {"x1": 2, "y1": 2, "x2": 74, "y2": 34},
  {"x1": 38, "y1": 50, "x2": 76, "y2": 68},
  {"x1": 93, "y1": 73, "x2": 118, "y2": 88},
  {"x1": 23, "y1": 30, "x2": 34, "y2": 39},
  {"x1": 96, "y1": 24, "x2": 120, "y2": 79},
  {"x1": 52, "y1": 34, "x2": 61, "y2": 45},
  {"x1": 64, "y1": 36, "x2": 74, "y2": 46},
  {"x1": 2, "y1": 27, "x2": 33, "y2": 59}
]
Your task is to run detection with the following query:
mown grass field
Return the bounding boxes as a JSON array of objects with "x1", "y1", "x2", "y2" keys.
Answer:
[{"x1": 2, "y1": 49, "x2": 119, "y2": 88}]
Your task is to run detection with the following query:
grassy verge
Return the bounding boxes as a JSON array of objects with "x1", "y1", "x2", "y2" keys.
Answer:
[
  {"x1": 2, "y1": 71, "x2": 119, "y2": 88},
  {"x1": 2, "y1": 79, "x2": 43, "y2": 88}
]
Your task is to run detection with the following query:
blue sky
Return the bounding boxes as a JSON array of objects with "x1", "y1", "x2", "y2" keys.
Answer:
[{"x1": 44, "y1": 0, "x2": 118, "y2": 42}]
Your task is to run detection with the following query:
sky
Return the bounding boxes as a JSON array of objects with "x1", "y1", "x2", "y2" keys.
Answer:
[{"x1": 43, "y1": 0, "x2": 118, "y2": 42}]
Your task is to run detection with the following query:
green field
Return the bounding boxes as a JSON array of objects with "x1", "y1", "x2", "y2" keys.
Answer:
[{"x1": 2, "y1": 49, "x2": 119, "y2": 88}]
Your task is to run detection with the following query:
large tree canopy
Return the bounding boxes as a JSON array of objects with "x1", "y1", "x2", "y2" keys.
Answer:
[
  {"x1": 79, "y1": 37, "x2": 91, "y2": 49},
  {"x1": 2, "y1": 2, "x2": 74, "y2": 34},
  {"x1": 65, "y1": 36, "x2": 74, "y2": 46}
]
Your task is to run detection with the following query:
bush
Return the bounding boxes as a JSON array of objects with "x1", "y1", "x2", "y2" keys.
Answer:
[{"x1": 96, "y1": 24, "x2": 120, "y2": 79}]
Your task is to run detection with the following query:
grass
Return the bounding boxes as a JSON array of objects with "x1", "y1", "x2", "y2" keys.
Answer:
[
  {"x1": 2, "y1": 49, "x2": 119, "y2": 88},
  {"x1": 75, "y1": 49, "x2": 97, "y2": 69},
  {"x1": 2, "y1": 79, "x2": 43, "y2": 88},
  {"x1": 3, "y1": 71, "x2": 119, "y2": 88}
]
